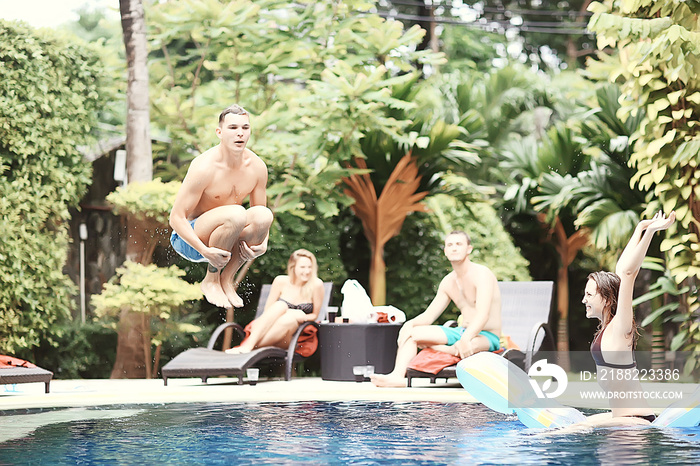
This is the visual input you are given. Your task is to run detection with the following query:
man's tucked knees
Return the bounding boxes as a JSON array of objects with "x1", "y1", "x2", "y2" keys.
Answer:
[
  {"x1": 220, "y1": 216, "x2": 246, "y2": 233},
  {"x1": 247, "y1": 205, "x2": 273, "y2": 227},
  {"x1": 217, "y1": 204, "x2": 247, "y2": 222}
]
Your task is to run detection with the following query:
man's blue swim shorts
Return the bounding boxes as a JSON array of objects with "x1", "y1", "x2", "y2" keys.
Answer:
[
  {"x1": 440, "y1": 326, "x2": 501, "y2": 352},
  {"x1": 170, "y1": 219, "x2": 207, "y2": 263}
]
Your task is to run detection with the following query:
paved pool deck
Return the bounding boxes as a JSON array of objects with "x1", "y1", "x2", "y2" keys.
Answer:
[
  {"x1": 1, "y1": 376, "x2": 475, "y2": 411},
  {"x1": 3, "y1": 376, "x2": 698, "y2": 413}
]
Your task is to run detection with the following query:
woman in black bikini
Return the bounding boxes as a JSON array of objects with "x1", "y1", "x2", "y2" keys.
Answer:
[
  {"x1": 578, "y1": 210, "x2": 675, "y2": 428},
  {"x1": 226, "y1": 249, "x2": 325, "y2": 353}
]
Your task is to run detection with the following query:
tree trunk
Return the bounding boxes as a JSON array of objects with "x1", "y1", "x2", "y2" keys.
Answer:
[
  {"x1": 142, "y1": 313, "x2": 152, "y2": 379},
  {"x1": 549, "y1": 216, "x2": 589, "y2": 372},
  {"x1": 556, "y1": 261, "x2": 571, "y2": 371},
  {"x1": 370, "y1": 244, "x2": 386, "y2": 305},
  {"x1": 113, "y1": 0, "x2": 154, "y2": 379},
  {"x1": 651, "y1": 325, "x2": 666, "y2": 370},
  {"x1": 417, "y1": 4, "x2": 438, "y2": 53},
  {"x1": 110, "y1": 308, "x2": 147, "y2": 378},
  {"x1": 121, "y1": 0, "x2": 152, "y2": 187},
  {"x1": 152, "y1": 343, "x2": 162, "y2": 379}
]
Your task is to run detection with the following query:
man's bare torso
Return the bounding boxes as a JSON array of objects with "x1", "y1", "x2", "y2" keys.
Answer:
[
  {"x1": 444, "y1": 265, "x2": 502, "y2": 335},
  {"x1": 188, "y1": 146, "x2": 264, "y2": 219}
]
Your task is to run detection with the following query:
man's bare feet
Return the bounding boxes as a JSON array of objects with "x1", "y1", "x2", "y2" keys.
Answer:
[
  {"x1": 201, "y1": 279, "x2": 232, "y2": 309},
  {"x1": 370, "y1": 374, "x2": 407, "y2": 388},
  {"x1": 222, "y1": 280, "x2": 244, "y2": 308}
]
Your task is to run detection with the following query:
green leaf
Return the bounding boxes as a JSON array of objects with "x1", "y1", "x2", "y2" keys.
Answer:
[
  {"x1": 640, "y1": 302, "x2": 679, "y2": 326},
  {"x1": 670, "y1": 330, "x2": 687, "y2": 351}
]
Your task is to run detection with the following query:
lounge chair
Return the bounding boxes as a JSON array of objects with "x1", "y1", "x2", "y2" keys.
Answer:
[
  {"x1": 162, "y1": 282, "x2": 333, "y2": 385},
  {"x1": 406, "y1": 281, "x2": 555, "y2": 387},
  {"x1": 0, "y1": 355, "x2": 53, "y2": 393}
]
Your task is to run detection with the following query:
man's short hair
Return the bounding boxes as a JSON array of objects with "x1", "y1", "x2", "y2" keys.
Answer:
[
  {"x1": 218, "y1": 104, "x2": 249, "y2": 125},
  {"x1": 446, "y1": 230, "x2": 471, "y2": 244}
]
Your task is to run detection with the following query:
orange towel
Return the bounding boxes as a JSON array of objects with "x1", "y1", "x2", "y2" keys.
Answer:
[
  {"x1": 241, "y1": 323, "x2": 319, "y2": 358},
  {"x1": 408, "y1": 335, "x2": 520, "y2": 374},
  {"x1": 294, "y1": 325, "x2": 318, "y2": 358},
  {"x1": 407, "y1": 348, "x2": 461, "y2": 374},
  {"x1": 0, "y1": 355, "x2": 37, "y2": 369}
]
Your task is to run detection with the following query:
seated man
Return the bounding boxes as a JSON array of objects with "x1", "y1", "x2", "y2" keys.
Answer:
[{"x1": 371, "y1": 230, "x2": 502, "y2": 387}]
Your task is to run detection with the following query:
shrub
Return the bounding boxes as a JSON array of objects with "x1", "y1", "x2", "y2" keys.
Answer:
[{"x1": 0, "y1": 21, "x2": 108, "y2": 355}]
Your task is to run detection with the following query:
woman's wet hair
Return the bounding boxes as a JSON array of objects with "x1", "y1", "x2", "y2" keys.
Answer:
[{"x1": 588, "y1": 271, "x2": 638, "y2": 340}]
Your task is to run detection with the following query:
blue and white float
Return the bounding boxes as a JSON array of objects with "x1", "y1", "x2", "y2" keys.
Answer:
[{"x1": 455, "y1": 352, "x2": 700, "y2": 429}]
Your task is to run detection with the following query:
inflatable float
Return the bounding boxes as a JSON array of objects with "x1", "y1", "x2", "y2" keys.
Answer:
[{"x1": 456, "y1": 352, "x2": 700, "y2": 429}]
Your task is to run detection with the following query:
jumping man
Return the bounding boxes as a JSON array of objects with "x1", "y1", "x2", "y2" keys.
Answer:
[{"x1": 169, "y1": 104, "x2": 273, "y2": 309}]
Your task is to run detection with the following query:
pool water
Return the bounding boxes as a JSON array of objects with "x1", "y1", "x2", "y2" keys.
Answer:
[{"x1": 1, "y1": 401, "x2": 700, "y2": 464}]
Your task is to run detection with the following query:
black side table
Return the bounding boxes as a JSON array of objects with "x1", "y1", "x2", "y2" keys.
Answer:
[{"x1": 319, "y1": 322, "x2": 402, "y2": 381}]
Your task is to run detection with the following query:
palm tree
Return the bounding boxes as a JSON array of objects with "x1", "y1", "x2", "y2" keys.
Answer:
[
  {"x1": 441, "y1": 65, "x2": 553, "y2": 183},
  {"x1": 501, "y1": 123, "x2": 591, "y2": 368},
  {"x1": 120, "y1": 0, "x2": 152, "y2": 189},
  {"x1": 343, "y1": 153, "x2": 429, "y2": 305},
  {"x1": 573, "y1": 85, "x2": 647, "y2": 255},
  {"x1": 522, "y1": 85, "x2": 650, "y2": 366},
  {"x1": 112, "y1": 0, "x2": 153, "y2": 379},
  {"x1": 343, "y1": 75, "x2": 480, "y2": 305}
]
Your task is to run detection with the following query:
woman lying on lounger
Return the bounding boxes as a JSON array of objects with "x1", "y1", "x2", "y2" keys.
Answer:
[
  {"x1": 573, "y1": 210, "x2": 676, "y2": 429},
  {"x1": 226, "y1": 249, "x2": 325, "y2": 354}
]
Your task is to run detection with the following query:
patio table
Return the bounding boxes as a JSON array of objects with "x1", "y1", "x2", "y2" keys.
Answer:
[{"x1": 319, "y1": 322, "x2": 401, "y2": 381}]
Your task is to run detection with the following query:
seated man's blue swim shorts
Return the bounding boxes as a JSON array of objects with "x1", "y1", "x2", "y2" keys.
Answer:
[
  {"x1": 170, "y1": 219, "x2": 207, "y2": 263},
  {"x1": 440, "y1": 326, "x2": 501, "y2": 352}
]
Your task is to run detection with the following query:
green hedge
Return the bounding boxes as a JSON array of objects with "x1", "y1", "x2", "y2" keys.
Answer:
[{"x1": 0, "y1": 21, "x2": 107, "y2": 356}]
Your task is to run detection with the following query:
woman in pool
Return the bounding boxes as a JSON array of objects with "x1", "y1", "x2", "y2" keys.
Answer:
[
  {"x1": 226, "y1": 249, "x2": 325, "y2": 354},
  {"x1": 577, "y1": 210, "x2": 676, "y2": 428}
]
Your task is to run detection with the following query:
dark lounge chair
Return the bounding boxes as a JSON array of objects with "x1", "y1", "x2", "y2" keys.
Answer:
[
  {"x1": 0, "y1": 356, "x2": 53, "y2": 393},
  {"x1": 162, "y1": 282, "x2": 333, "y2": 385},
  {"x1": 406, "y1": 281, "x2": 555, "y2": 387}
]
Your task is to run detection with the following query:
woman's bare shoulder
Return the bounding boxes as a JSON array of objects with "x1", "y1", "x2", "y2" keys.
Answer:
[
  {"x1": 271, "y1": 275, "x2": 291, "y2": 287},
  {"x1": 312, "y1": 277, "x2": 325, "y2": 289}
]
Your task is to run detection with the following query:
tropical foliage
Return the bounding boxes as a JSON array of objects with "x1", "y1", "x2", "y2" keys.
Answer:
[
  {"x1": 0, "y1": 21, "x2": 108, "y2": 356},
  {"x1": 343, "y1": 73, "x2": 483, "y2": 304},
  {"x1": 494, "y1": 77, "x2": 654, "y2": 364},
  {"x1": 147, "y1": 0, "x2": 449, "y2": 305},
  {"x1": 587, "y1": 0, "x2": 700, "y2": 373},
  {"x1": 91, "y1": 261, "x2": 202, "y2": 378},
  {"x1": 7, "y1": 0, "x2": 698, "y2": 379}
]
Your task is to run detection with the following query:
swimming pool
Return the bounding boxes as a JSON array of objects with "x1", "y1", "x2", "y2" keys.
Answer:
[{"x1": 1, "y1": 401, "x2": 699, "y2": 464}]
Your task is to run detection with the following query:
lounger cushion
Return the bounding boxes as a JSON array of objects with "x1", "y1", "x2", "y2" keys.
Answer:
[
  {"x1": 162, "y1": 347, "x2": 288, "y2": 379},
  {"x1": 0, "y1": 355, "x2": 38, "y2": 368}
]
